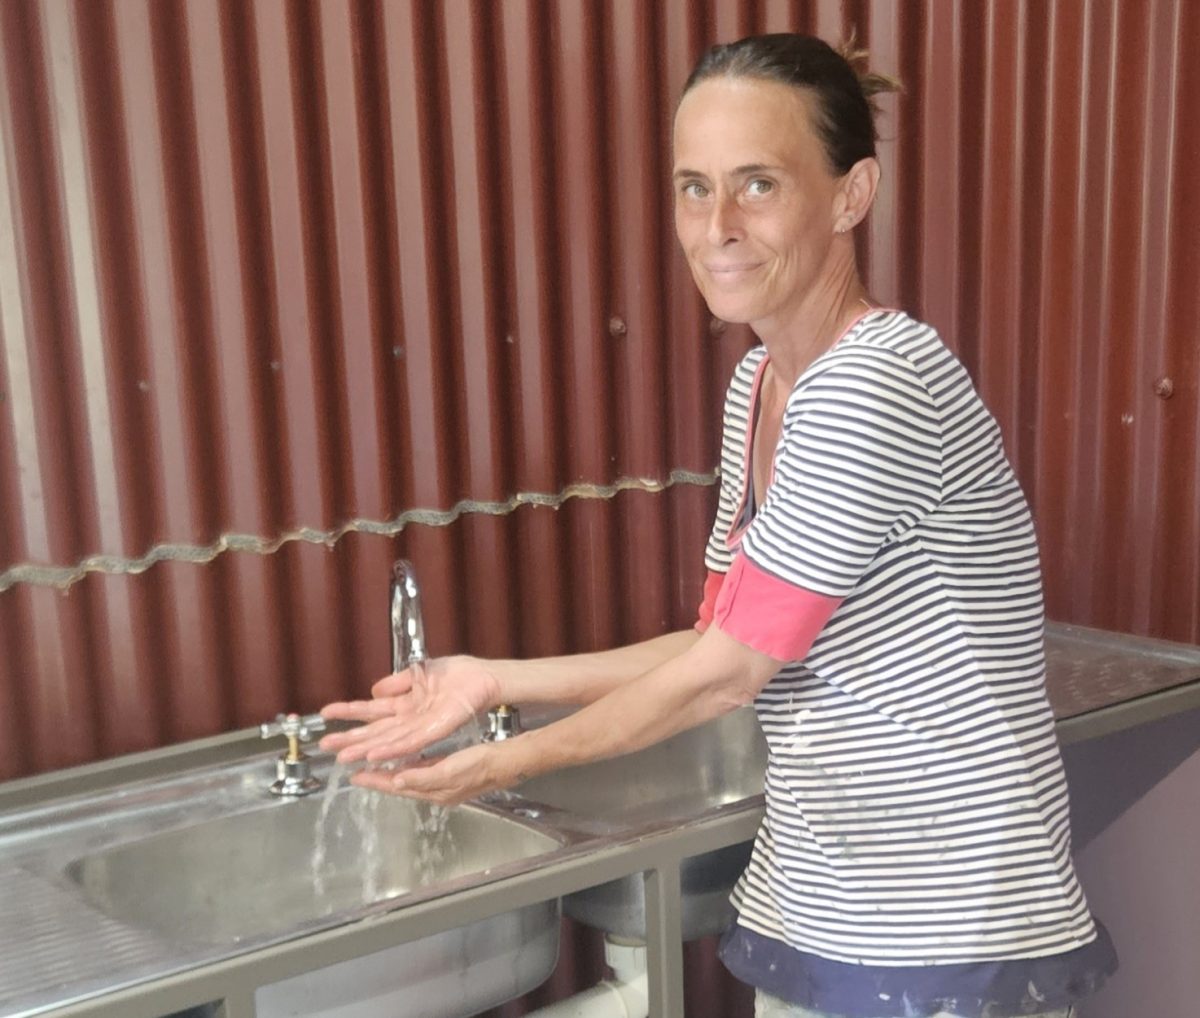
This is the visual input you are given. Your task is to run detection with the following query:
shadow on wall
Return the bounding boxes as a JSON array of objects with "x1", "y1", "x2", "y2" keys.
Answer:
[
  {"x1": 1063, "y1": 707, "x2": 1200, "y2": 852},
  {"x1": 1061, "y1": 707, "x2": 1200, "y2": 1018}
]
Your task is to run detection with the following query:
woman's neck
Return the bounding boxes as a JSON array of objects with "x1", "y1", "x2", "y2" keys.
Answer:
[{"x1": 754, "y1": 264, "x2": 872, "y2": 387}]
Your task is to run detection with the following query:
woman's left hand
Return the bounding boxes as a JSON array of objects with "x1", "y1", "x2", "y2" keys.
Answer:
[{"x1": 348, "y1": 742, "x2": 521, "y2": 806}]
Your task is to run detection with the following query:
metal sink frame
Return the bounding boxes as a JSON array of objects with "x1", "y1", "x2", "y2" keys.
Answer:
[
  {"x1": 0, "y1": 706, "x2": 768, "y2": 1018},
  {"x1": 1, "y1": 621, "x2": 1199, "y2": 1018}
]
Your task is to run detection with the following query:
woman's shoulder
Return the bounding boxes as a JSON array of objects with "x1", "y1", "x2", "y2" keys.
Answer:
[
  {"x1": 819, "y1": 309, "x2": 963, "y2": 385},
  {"x1": 838, "y1": 308, "x2": 943, "y2": 355},
  {"x1": 725, "y1": 344, "x2": 768, "y2": 397}
]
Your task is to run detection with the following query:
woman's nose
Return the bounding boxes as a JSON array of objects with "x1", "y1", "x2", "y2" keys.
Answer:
[{"x1": 706, "y1": 194, "x2": 744, "y2": 246}]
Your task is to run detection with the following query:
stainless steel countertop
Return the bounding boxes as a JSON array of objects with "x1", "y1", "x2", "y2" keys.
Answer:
[{"x1": 1, "y1": 621, "x2": 1198, "y2": 1017}]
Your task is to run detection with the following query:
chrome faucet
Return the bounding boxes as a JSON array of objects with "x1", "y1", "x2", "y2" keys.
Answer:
[
  {"x1": 389, "y1": 559, "x2": 521, "y2": 741},
  {"x1": 483, "y1": 703, "x2": 521, "y2": 742},
  {"x1": 391, "y1": 559, "x2": 427, "y2": 672},
  {"x1": 260, "y1": 712, "x2": 326, "y2": 796}
]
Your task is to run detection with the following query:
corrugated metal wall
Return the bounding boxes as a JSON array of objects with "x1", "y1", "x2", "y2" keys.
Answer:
[{"x1": 1, "y1": 0, "x2": 1197, "y2": 1012}]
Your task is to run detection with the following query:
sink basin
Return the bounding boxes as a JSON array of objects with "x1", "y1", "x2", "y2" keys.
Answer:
[
  {"x1": 25, "y1": 772, "x2": 566, "y2": 1018},
  {"x1": 516, "y1": 707, "x2": 767, "y2": 939},
  {"x1": 2, "y1": 709, "x2": 766, "y2": 1016},
  {"x1": 68, "y1": 787, "x2": 560, "y2": 945}
]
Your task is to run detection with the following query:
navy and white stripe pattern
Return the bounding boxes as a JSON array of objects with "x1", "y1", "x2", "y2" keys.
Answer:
[{"x1": 707, "y1": 310, "x2": 1098, "y2": 965}]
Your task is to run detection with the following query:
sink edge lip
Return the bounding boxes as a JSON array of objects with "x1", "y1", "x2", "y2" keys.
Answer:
[{"x1": 0, "y1": 711, "x2": 772, "y2": 1017}]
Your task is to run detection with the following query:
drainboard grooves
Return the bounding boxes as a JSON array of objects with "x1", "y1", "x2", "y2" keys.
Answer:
[{"x1": 0, "y1": 866, "x2": 171, "y2": 1012}]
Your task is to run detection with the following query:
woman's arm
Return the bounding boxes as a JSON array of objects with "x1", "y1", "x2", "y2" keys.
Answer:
[
  {"x1": 322, "y1": 628, "x2": 703, "y2": 762},
  {"x1": 487, "y1": 628, "x2": 702, "y2": 705},
  {"x1": 352, "y1": 624, "x2": 779, "y2": 803}
]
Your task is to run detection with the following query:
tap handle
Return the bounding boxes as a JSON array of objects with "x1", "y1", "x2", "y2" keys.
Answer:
[{"x1": 259, "y1": 712, "x2": 326, "y2": 742}]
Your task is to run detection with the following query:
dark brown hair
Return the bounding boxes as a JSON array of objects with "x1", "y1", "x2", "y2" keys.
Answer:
[{"x1": 681, "y1": 33, "x2": 900, "y2": 176}]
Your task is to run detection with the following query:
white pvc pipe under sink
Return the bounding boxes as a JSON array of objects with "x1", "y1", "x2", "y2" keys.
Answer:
[{"x1": 525, "y1": 938, "x2": 649, "y2": 1018}]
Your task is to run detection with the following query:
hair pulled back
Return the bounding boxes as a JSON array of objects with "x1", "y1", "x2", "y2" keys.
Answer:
[{"x1": 681, "y1": 33, "x2": 900, "y2": 176}]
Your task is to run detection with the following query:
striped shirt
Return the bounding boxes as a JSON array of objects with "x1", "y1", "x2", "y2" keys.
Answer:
[{"x1": 699, "y1": 310, "x2": 1103, "y2": 974}]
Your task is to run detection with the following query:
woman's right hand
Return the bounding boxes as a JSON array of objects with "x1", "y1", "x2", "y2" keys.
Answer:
[{"x1": 318, "y1": 655, "x2": 503, "y2": 764}]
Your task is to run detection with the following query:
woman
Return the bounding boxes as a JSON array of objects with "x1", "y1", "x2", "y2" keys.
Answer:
[{"x1": 322, "y1": 34, "x2": 1116, "y2": 1018}]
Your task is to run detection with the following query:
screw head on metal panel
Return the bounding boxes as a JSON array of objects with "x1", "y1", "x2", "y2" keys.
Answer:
[
  {"x1": 608, "y1": 316, "x2": 627, "y2": 337},
  {"x1": 1154, "y1": 377, "x2": 1175, "y2": 399},
  {"x1": 709, "y1": 317, "x2": 727, "y2": 337}
]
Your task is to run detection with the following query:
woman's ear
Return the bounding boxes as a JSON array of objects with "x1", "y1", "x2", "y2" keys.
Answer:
[{"x1": 835, "y1": 156, "x2": 881, "y2": 232}]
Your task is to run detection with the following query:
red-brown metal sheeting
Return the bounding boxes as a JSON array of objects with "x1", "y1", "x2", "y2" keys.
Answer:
[{"x1": 1, "y1": 0, "x2": 1198, "y2": 1012}]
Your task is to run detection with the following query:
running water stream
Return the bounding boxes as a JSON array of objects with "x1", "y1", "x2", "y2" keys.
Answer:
[
  {"x1": 310, "y1": 761, "x2": 348, "y2": 904},
  {"x1": 309, "y1": 764, "x2": 388, "y2": 908},
  {"x1": 309, "y1": 676, "x2": 485, "y2": 908}
]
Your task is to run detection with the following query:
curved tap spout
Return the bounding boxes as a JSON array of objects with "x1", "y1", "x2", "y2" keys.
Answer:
[{"x1": 391, "y1": 560, "x2": 427, "y2": 673}]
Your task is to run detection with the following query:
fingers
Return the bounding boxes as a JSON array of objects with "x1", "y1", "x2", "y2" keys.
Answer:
[
  {"x1": 327, "y1": 715, "x2": 439, "y2": 763},
  {"x1": 341, "y1": 707, "x2": 465, "y2": 764},
  {"x1": 320, "y1": 716, "x2": 424, "y2": 759},
  {"x1": 349, "y1": 769, "x2": 403, "y2": 795},
  {"x1": 320, "y1": 699, "x2": 398, "y2": 724},
  {"x1": 318, "y1": 711, "x2": 395, "y2": 752},
  {"x1": 371, "y1": 671, "x2": 414, "y2": 698},
  {"x1": 349, "y1": 759, "x2": 464, "y2": 806}
]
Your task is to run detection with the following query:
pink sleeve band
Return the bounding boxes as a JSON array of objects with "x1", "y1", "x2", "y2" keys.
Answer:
[
  {"x1": 713, "y1": 553, "x2": 841, "y2": 662},
  {"x1": 695, "y1": 569, "x2": 727, "y2": 633}
]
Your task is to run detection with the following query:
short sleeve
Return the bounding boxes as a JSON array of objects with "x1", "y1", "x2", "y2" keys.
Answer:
[
  {"x1": 740, "y1": 348, "x2": 942, "y2": 598},
  {"x1": 712, "y1": 553, "x2": 841, "y2": 660},
  {"x1": 695, "y1": 569, "x2": 726, "y2": 633}
]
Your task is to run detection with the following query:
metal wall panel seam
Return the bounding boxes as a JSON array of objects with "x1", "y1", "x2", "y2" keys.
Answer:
[
  {"x1": 496, "y1": 1, "x2": 572, "y2": 658},
  {"x1": 380, "y1": 1, "x2": 452, "y2": 512},
  {"x1": 863, "y1": 0, "x2": 902, "y2": 305},
  {"x1": 318, "y1": 0, "x2": 387, "y2": 522},
  {"x1": 1161, "y1": 0, "x2": 1200, "y2": 643},
  {"x1": 110, "y1": 0, "x2": 227, "y2": 736},
  {"x1": 1127, "y1": 0, "x2": 1181, "y2": 636},
  {"x1": 0, "y1": 468, "x2": 720, "y2": 592},
  {"x1": 17, "y1": 1, "x2": 109, "y2": 767},
  {"x1": 0, "y1": 3, "x2": 43, "y2": 779},
  {"x1": 441, "y1": 0, "x2": 518, "y2": 658},
  {"x1": 249, "y1": 0, "x2": 347, "y2": 710},
  {"x1": 310, "y1": 0, "x2": 389, "y2": 718},
  {"x1": 41, "y1": 0, "x2": 123, "y2": 558},
  {"x1": 1030, "y1": 0, "x2": 1086, "y2": 621},
  {"x1": 609, "y1": 0, "x2": 671, "y2": 639},
  {"x1": 181, "y1": 0, "x2": 289, "y2": 721},
  {"x1": 553, "y1": 1, "x2": 621, "y2": 651},
  {"x1": 0, "y1": 17, "x2": 45, "y2": 568}
]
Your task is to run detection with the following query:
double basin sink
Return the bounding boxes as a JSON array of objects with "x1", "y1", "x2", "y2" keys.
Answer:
[{"x1": 0, "y1": 707, "x2": 767, "y2": 1017}]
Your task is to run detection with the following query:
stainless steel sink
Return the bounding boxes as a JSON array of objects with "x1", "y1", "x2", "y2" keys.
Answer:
[
  {"x1": 516, "y1": 707, "x2": 767, "y2": 939},
  {"x1": 67, "y1": 787, "x2": 562, "y2": 946},
  {"x1": 0, "y1": 709, "x2": 768, "y2": 1016},
  {"x1": 0, "y1": 757, "x2": 569, "y2": 1018}
]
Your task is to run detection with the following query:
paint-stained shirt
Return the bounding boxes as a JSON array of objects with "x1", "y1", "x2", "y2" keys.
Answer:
[{"x1": 697, "y1": 309, "x2": 1116, "y2": 1015}]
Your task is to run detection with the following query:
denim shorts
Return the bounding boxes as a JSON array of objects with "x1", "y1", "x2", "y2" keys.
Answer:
[{"x1": 754, "y1": 990, "x2": 1075, "y2": 1018}]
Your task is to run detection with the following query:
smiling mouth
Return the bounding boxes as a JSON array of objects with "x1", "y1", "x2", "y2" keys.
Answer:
[{"x1": 706, "y1": 263, "x2": 762, "y2": 277}]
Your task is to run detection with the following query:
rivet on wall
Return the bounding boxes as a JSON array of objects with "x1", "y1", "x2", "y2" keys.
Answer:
[{"x1": 1154, "y1": 377, "x2": 1175, "y2": 400}]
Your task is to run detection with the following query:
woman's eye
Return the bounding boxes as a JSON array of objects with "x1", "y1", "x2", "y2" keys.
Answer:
[{"x1": 746, "y1": 178, "x2": 774, "y2": 196}]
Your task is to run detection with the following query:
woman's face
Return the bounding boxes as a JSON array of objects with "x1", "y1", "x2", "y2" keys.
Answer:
[{"x1": 672, "y1": 76, "x2": 843, "y2": 329}]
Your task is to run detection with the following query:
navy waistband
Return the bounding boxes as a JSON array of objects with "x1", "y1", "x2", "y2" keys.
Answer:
[{"x1": 718, "y1": 921, "x2": 1117, "y2": 1018}]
